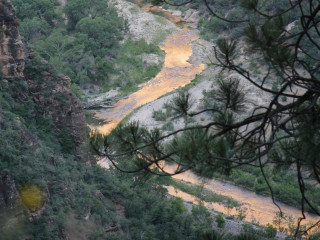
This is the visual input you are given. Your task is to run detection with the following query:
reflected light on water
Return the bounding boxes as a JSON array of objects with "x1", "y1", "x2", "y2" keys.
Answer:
[
  {"x1": 163, "y1": 164, "x2": 319, "y2": 227},
  {"x1": 93, "y1": 30, "x2": 204, "y2": 135}
]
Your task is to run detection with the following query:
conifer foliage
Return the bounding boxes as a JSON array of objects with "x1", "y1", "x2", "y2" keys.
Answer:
[{"x1": 94, "y1": 0, "x2": 320, "y2": 234}]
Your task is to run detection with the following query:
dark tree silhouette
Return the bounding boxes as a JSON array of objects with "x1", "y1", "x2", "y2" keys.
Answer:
[{"x1": 92, "y1": 0, "x2": 320, "y2": 235}]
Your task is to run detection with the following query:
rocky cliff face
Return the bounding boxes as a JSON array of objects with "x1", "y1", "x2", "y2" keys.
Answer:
[
  {"x1": 25, "y1": 66, "x2": 86, "y2": 147},
  {"x1": 0, "y1": 0, "x2": 27, "y2": 78},
  {"x1": 0, "y1": 0, "x2": 86, "y2": 208},
  {"x1": 0, "y1": 172, "x2": 18, "y2": 208},
  {"x1": 0, "y1": 0, "x2": 85, "y2": 147}
]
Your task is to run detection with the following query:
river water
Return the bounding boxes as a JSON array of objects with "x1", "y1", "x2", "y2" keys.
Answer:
[
  {"x1": 167, "y1": 168, "x2": 319, "y2": 227},
  {"x1": 92, "y1": 0, "x2": 319, "y2": 230},
  {"x1": 93, "y1": 28, "x2": 204, "y2": 134}
]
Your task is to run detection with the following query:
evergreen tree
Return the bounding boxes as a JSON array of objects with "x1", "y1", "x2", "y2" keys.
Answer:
[{"x1": 94, "y1": 0, "x2": 320, "y2": 235}]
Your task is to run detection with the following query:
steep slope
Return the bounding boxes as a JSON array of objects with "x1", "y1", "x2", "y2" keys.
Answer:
[
  {"x1": 0, "y1": 1, "x2": 112, "y2": 239},
  {"x1": 0, "y1": 0, "x2": 84, "y2": 223},
  {"x1": 0, "y1": 0, "x2": 25, "y2": 78},
  {"x1": 0, "y1": 0, "x2": 85, "y2": 151}
]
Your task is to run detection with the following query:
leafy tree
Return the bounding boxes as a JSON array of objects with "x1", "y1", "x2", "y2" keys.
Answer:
[
  {"x1": 27, "y1": 0, "x2": 125, "y2": 87},
  {"x1": 94, "y1": 0, "x2": 320, "y2": 235},
  {"x1": 12, "y1": 0, "x2": 57, "y2": 25},
  {"x1": 64, "y1": 0, "x2": 110, "y2": 29},
  {"x1": 76, "y1": 16, "x2": 123, "y2": 56},
  {"x1": 12, "y1": 0, "x2": 58, "y2": 39},
  {"x1": 32, "y1": 28, "x2": 72, "y2": 67},
  {"x1": 18, "y1": 17, "x2": 51, "y2": 41}
]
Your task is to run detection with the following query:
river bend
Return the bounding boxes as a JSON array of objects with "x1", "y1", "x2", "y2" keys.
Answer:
[{"x1": 93, "y1": 1, "x2": 319, "y2": 229}]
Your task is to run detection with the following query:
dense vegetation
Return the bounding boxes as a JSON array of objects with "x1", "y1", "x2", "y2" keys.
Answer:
[
  {"x1": 0, "y1": 61, "x2": 213, "y2": 239},
  {"x1": 0, "y1": 63, "x2": 277, "y2": 239},
  {"x1": 2, "y1": 0, "x2": 320, "y2": 239},
  {"x1": 12, "y1": 0, "x2": 163, "y2": 96}
]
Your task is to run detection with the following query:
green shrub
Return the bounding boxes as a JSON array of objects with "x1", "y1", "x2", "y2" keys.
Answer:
[
  {"x1": 161, "y1": 121, "x2": 174, "y2": 131},
  {"x1": 215, "y1": 214, "x2": 225, "y2": 228},
  {"x1": 201, "y1": 229, "x2": 225, "y2": 240},
  {"x1": 70, "y1": 83, "x2": 83, "y2": 99},
  {"x1": 265, "y1": 223, "x2": 277, "y2": 238},
  {"x1": 199, "y1": 17, "x2": 227, "y2": 40},
  {"x1": 253, "y1": 181, "x2": 269, "y2": 194},
  {"x1": 242, "y1": 223, "x2": 266, "y2": 238},
  {"x1": 236, "y1": 233, "x2": 258, "y2": 240},
  {"x1": 235, "y1": 207, "x2": 247, "y2": 221},
  {"x1": 152, "y1": 109, "x2": 167, "y2": 121},
  {"x1": 192, "y1": 204, "x2": 213, "y2": 233},
  {"x1": 309, "y1": 232, "x2": 320, "y2": 240},
  {"x1": 234, "y1": 173, "x2": 255, "y2": 188}
]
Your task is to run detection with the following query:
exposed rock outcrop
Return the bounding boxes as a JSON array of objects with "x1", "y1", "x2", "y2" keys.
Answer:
[
  {"x1": 25, "y1": 67, "x2": 86, "y2": 146},
  {"x1": 0, "y1": 0, "x2": 86, "y2": 209},
  {"x1": 113, "y1": 0, "x2": 178, "y2": 44},
  {"x1": 0, "y1": 0, "x2": 86, "y2": 148},
  {"x1": 0, "y1": 172, "x2": 18, "y2": 208},
  {"x1": 183, "y1": 9, "x2": 200, "y2": 29},
  {"x1": 0, "y1": 0, "x2": 27, "y2": 78}
]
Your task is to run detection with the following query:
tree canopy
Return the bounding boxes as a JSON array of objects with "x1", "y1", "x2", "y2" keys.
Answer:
[
  {"x1": 12, "y1": 0, "x2": 57, "y2": 24},
  {"x1": 76, "y1": 16, "x2": 123, "y2": 56},
  {"x1": 64, "y1": 0, "x2": 110, "y2": 29}
]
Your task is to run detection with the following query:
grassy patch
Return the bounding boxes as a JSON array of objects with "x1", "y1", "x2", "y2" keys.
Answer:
[
  {"x1": 153, "y1": 29, "x2": 175, "y2": 46},
  {"x1": 110, "y1": 39, "x2": 164, "y2": 95},
  {"x1": 167, "y1": 178, "x2": 240, "y2": 207},
  {"x1": 214, "y1": 166, "x2": 320, "y2": 213},
  {"x1": 155, "y1": 15, "x2": 167, "y2": 25},
  {"x1": 184, "y1": 74, "x2": 202, "y2": 90}
]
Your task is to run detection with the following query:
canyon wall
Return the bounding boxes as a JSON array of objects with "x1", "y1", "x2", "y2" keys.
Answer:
[{"x1": 0, "y1": 0, "x2": 86, "y2": 208}]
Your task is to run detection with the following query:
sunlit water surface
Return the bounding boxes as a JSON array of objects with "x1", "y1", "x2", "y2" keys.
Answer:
[
  {"x1": 165, "y1": 165, "x2": 319, "y2": 227},
  {"x1": 92, "y1": 29, "x2": 204, "y2": 134}
]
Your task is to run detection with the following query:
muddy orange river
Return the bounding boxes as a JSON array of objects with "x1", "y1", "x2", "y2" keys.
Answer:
[
  {"x1": 93, "y1": 2, "x2": 319, "y2": 229},
  {"x1": 93, "y1": 29, "x2": 204, "y2": 134},
  {"x1": 166, "y1": 168, "x2": 319, "y2": 227}
]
